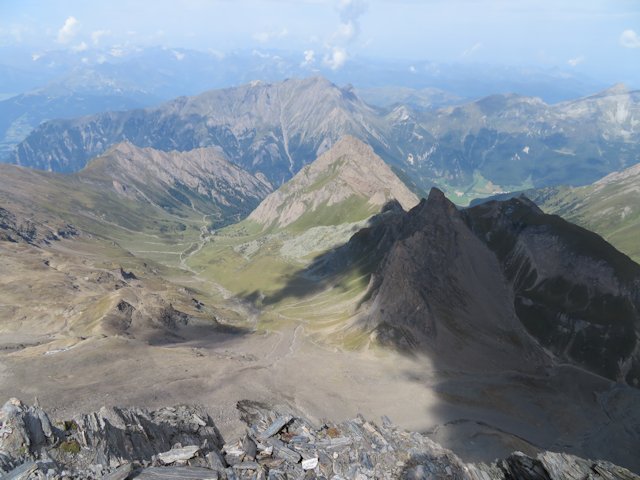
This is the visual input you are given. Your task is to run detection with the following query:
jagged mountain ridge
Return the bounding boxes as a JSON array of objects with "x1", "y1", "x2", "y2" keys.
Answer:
[
  {"x1": 335, "y1": 189, "x2": 640, "y2": 385},
  {"x1": 9, "y1": 77, "x2": 386, "y2": 184},
  {"x1": 248, "y1": 136, "x2": 419, "y2": 230},
  {"x1": 8, "y1": 78, "x2": 640, "y2": 202},
  {"x1": 0, "y1": 142, "x2": 273, "y2": 238},
  {"x1": 82, "y1": 142, "x2": 273, "y2": 225}
]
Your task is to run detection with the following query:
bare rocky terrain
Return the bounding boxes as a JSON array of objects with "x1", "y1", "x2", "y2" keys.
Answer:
[
  {"x1": 2, "y1": 397, "x2": 639, "y2": 479},
  {"x1": 1, "y1": 133, "x2": 640, "y2": 477}
]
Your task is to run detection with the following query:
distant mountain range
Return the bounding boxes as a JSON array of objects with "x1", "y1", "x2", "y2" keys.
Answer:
[
  {"x1": 0, "y1": 46, "x2": 606, "y2": 102},
  {"x1": 0, "y1": 70, "x2": 159, "y2": 157},
  {"x1": 0, "y1": 45, "x2": 610, "y2": 163},
  {"x1": 6, "y1": 77, "x2": 640, "y2": 204}
]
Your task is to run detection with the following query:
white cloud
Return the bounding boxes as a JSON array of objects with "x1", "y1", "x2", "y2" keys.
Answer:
[
  {"x1": 620, "y1": 29, "x2": 640, "y2": 48},
  {"x1": 1, "y1": 24, "x2": 28, "y2": 44},
  {"x1": 91, "y1": 29, "x2": 111, "y2": 45},
  {"x1": 252, "y1": 49, "x2": 271, "y2": 59},
  {"x1": 323, "y1": 46, "x2": 348, "y2": 70},
  {"x1": 320, "y1": 0, "x2": 367, "y2": 70},
  {"x1": 567, "y1": 55, "x2": 585, "y2": 67},
  {"x1": 57, "y1": 16, "x2": 79, "y2": 44},
  {"x1": 334, "y1": 0, "x2": 367, "y2": 43},
  {"x1": 338, "y1": 0, "x2": 368, "y2": 24},
  {"x1": 110, "y1": 46, "x2": 125, "y2": 57},
  {"x1": 301, "y1": 49, "x2": 316, "y2": 67},
  {"x1": 253, "y1": 28, "x2": 288, "y2": 44},
  {"x1": 462, "y1": 42, "x2": 483, "y2": 57},
  {"x1": 333, "y1": 21, "x2": 356, "y2": 42},
  {"x1": 71, "y1": 41, "x2": 88, "y2": 52},
  {"x1": 172, "y1": 50, "x2": 185, "y2": 61}
]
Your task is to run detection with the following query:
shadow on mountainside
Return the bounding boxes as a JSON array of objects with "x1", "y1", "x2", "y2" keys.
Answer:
[
  {"x1": 240, "y1": 200, "x2": 406, "y2": 308},
  {"x1": 239, "y1": 190, "x2": 640, "y2": 473}
]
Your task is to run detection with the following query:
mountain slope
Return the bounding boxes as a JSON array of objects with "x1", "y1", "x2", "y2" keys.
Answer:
[
  {"x1": 187, "y1": 137, "x2": 419, "y2": 311},
  {"x1": 248, "y1": 136, "x2": 418, "y2": 230},
  {"x1": 0, "y1": 140, "x2": 270, "y2": 349},
  {"x1": 82, "y1": 142, "x2": 272, "y2": 225},
  {"x1": 530, "y1": 163, "x2": 640, "y2": 262},
  {"x1": 8, "y1": 77, "x2": 386, "y2": 184},
  {"x1": 1, "y1": 143, "x2": 271, "y2": 237},
  {"x1": 331, "y1": 189, "x2": 640, "y2": 385}
]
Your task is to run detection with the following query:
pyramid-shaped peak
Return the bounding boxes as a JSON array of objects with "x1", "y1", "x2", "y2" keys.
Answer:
[{"x1": 249, "y1": 137, "x2": 419, "y2": 229}]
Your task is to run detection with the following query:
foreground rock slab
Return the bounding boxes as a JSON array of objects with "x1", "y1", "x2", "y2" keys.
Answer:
[{"x1": 0, "y1": 397, "x2": 637, "y2": 479}]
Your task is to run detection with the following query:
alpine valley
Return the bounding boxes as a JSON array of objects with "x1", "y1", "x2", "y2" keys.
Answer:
[{"x1": 1, "y1": 72, "x2": 640, "y2": 479}]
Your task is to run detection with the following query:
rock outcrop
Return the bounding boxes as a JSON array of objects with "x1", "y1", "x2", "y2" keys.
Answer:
[
  {"x1": 0, "y1": 398, "x2": 637, "y2": 479},
  {"x1": 0, "y1": 206, "x2": 78, "y2": 245},
  {"x1": 349, "y1": 189, "x2": 640, "y2": 384}
]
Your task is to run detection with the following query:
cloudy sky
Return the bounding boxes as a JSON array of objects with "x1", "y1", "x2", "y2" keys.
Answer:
[{"x1": 1, "y1": 0, "x2": 639, "y2": 84}]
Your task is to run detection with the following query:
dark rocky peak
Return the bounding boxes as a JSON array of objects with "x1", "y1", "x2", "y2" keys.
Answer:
[
  {"x1": 351, "y1": 187, "x2": 535, "y2": 361},
  {"x1": 464, "y1": 196, "x2": 640, "y2": 384},
  {"x1": 424, "y1": 186, "x2": 459, "y2": 214},
  {"x1": 396, "y1": 187, "x2": 463, "y2": 243},
  {"x1": 344, "y1": 190, "x2": 640, "y2": 384},
  {"x1": 465, "y1": 194, "x2": 640, "y2": 287},
  {"x1": 380, "y1": 198, "x2": 404, "y2": 214}
]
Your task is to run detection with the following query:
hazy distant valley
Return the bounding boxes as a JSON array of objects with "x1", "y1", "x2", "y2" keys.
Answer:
[{"x1": 1, "y1": 31, "x2": 640, "y2": 479}]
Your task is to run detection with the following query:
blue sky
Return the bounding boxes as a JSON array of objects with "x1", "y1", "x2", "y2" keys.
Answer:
[{"x1": 1, "y1": 0, "x2": 639, "y2": 85}]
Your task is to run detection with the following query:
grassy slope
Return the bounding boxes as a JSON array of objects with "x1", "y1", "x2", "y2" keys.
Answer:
[
  {"x1": 189, "y1": 194, "x2": 382, "y2": 345},
  {"x1": 534, "y1": 178, "x2": 640, "y2": 263},
  {"x1": 0, "y1": 164, "x2": 206, "y2": 268}
]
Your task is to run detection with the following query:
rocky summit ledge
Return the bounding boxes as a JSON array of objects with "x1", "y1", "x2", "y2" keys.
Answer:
[{"x1": 0, "y1": 398, "x2": 637, "y2": 480}]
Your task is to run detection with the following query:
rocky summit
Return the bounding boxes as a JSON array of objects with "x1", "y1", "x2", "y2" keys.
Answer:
[
  {"x1": 248, "y1": 136, "x2": 418, "y2": 230},
  {"x1": 1, "y1": 398, "x2": 638, "y2": 480},
  {"x1": 334, "y1": 188, "x2": 640, "y2": 385}
]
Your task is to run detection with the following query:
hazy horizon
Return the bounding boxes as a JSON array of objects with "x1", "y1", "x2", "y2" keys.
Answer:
[{"x1": 2, "y1": 0, "x2": 639, "y2": 88}]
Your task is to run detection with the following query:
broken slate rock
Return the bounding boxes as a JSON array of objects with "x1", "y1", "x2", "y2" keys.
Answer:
[{"x1": 157, "y1": 445, "x2": 200, "y2": 465}]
